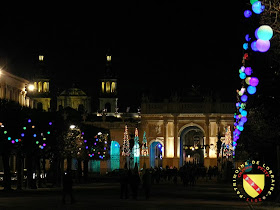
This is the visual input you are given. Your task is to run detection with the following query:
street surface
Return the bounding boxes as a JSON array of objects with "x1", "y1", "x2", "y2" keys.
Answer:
[{"x1": 0, "y1": 178, "x2": 278, "y2": 209}]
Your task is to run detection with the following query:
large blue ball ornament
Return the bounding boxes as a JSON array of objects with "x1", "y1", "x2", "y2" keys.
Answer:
[
  {"x1": 252, "y1": 1, "x2": 265, "y2": 14},
  {"x1": 251, "y1": 41, "x2": 258, "y2": 51},
  {"x1": 241, "y1": 95, "x2": 248, "y2": 102},
  {"x1": 247, "y1": 85, "x2": 257, "y2": 94},
  {"x1": 257, "y1": 25, "x2": 273, "y2": 41}
]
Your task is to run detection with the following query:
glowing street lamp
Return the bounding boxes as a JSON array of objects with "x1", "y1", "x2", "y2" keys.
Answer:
[
  {"x1": 69, "y1": 125, "x2": 76, "y2": 129},
  {"x1": 28, "y1": 84, "x2": 35, "y2": 91}
]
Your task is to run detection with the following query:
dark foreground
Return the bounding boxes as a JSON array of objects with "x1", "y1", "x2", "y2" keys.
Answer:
[{"x1": 0, "y1": 179, "x2": 278, "y2": 210}]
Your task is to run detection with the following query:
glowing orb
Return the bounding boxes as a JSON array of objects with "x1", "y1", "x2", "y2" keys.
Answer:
[
  {"x1": 239, "y1": 72, "x2": 246, "y2": 79},
  {"x1": 245, "y1": 67, "x2": 252, "y2": 75},
  {"x1": 257, "y1": 25, "x2": 273, "y2": 41},
  {"x1": 244, "y1": 10, "x2": 252, "y2": 18},
  {"x1": 241, "y1": 95, "x2": 248, "y2": 102},
  {"x1": 252, "y1": 1, "x2": 265, "y2": 14},
  {"x1": 247, "y1": 86, "x2": 257, "y2": 94},
  {"x1": 251, "y1": 41, "x2": 258, "y2": 51},
  {"x1": 250, "y1": 77, "x2": 259, "y2": 86},
  {"x1": 256, "y1": 39, "x2": 270, "y2": 52}
]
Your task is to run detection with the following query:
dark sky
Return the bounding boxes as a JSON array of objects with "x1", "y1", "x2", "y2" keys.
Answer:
[{"x1": 0, "y1": 2, "x2": 245, "y2": 110}]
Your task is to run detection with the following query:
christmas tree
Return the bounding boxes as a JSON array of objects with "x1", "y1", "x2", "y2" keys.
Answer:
[
  {"x1": 222, "y1": 126, "x2": 233, "y2": 158},
  {"x1": 133, "y1": 128, "x2": 140, "y2": 168},
  {"x1": 122, "y1": 125, "x2": 130, "y2": 156},
  {"x1": 141, "y1": 131, "x2": 149, "y2": 156}
]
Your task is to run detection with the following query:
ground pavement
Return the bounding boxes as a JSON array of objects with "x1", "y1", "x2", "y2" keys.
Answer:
[{"x1": 0, "y1": 178, "x2": 279, "y2": 209}]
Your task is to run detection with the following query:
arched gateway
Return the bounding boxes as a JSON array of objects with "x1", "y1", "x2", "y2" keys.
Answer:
[{"x1": 140, "y1": 100, "x2": 234, "y2": 169}]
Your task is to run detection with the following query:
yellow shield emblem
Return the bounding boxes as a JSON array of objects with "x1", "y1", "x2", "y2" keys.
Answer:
[{"x1": 243, "y1": 174, "x2": 265, "y2": 198}]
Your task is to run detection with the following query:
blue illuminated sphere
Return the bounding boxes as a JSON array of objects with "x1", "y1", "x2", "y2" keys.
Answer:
[
  {"x1": 241, "y1": 110, "x2": 247, "y2": 116},
  {"x1": 252, "y1": 1, "x2": 265, "y2": 14},
  {"x1": 243, "y1": 43, "x2": 249, "y2": 50},
  {"x1": 255, "y1": 28, "x2": 259, "y2": 39},
  {"x1": 241, "y1": 95, "x2": 248, "y2": 102},
  {"x1": 239, "y1": 72, "x2": 246, "y2": 79},
  {"x1": 247, "y1": 85, "x2": 257, "y2": 94},
  {"x1": 245, "y1": 34, "x2": 251, "y2": 42},
  {"x1": 244, "y1": 10, "x2": 252, "y2": 18},
  {"x1": 257, "y1": 25, "x2": 273, "y2": 40},
  {"x1": 241, "y1": 116, "x2": 247, "y2": 123},
  {"x1": 251, "y1": 41, "x2": 258, "y2": 51}
]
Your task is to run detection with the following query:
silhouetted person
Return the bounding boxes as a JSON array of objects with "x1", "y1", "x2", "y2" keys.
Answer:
[
  {"x1": 62, "y1": 171, "x2": 74, "y2": 204},
  {"x1": 120, "y1": 164, "x2": 129, "y2": 199},
  {"x1": 142, "y1": 169, "x2": 152, "y2": 200},
  {"x1": 130, "y1": 164, "x2": 140, "y2": 200}
]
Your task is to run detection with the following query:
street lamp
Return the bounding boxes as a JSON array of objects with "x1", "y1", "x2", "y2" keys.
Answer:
[
  {"x1": 28, "y1": 84, "x2": 35, "y2": 91},
  {"x1": 69, "y1": 125, "x2": 76, "y2": 129}
]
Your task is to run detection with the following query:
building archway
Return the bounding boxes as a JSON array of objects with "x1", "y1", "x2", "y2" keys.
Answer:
[
  {"x1": 179, "y1": 125, "x2": 205, "y2": 167},
  {"x1": 149, "y1": 139, "x2": 163, "y2": 168}
]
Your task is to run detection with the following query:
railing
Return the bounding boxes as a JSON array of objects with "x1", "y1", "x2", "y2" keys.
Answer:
[{"x1": 141, "y1": 102, "x2": 234, "y2": 114}]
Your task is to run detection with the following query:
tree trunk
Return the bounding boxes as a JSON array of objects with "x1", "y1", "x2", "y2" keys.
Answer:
[
  {"x1": 83, "y1": 159, "x2": 89, "y2": 183},
  {"x1": 67, "y1": 156, "x2": 72, "y2": 172},
  {"x1": 2, "y1": 153, "x2": 11, "y2": 191},
  {"x1": 78, "y1": 159, "x2": 82, "y2": 183},
  {"x1": 26, "y1": 153, "x2": 36, "y2": 189},
  {"x1": 16, "y1": 152, "x2": 23, "y2": 190}
]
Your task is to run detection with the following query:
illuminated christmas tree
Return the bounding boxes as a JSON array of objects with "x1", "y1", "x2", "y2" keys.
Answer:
[
  {"x1": 222, "y1": 126, "x2": 233, "y2": 158},
  {"x1": 122, "y1": 125, "x2": 130, "y2": 156},
  {"x1": 141, "y1": 131, "x2": 149, "y2": 156},
  {"x1": 133, "y1": 128, "x2": 140, "y2": 167}
]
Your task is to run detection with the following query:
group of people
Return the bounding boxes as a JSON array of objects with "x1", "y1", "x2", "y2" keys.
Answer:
[
  {"x1": 119, "y1": 163, "x2": 219, "y2": 200},
  {"x1": 119, "y1": 164, "x2": 152, "y2": 200}
]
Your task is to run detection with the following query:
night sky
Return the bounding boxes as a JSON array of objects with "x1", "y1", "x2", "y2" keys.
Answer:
[{"x1": 0, "y1": 2, "x2": 245, "y2": 110}]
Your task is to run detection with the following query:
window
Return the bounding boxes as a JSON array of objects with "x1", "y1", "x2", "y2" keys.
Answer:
[
  {"x1": 111, "y1": 82, "x2": 116, "y2": 93},
  {"x1": 107, "y1": 55, "x2": 111, "y2": 62},
  {"x1": 34, "y1": 82, "x2": 37, "y2": 90},
  {"x1": 106, "y1": 82, "x2": 110, "y2": 93},
  {"x1": 39, "y1": 55, "x2": 44, "y2": 61},
  {"x1": 102, "y1": 82, "x2": 105, "y2": 93},
  {"x1": 38, "y1": 82, "x2": 42, "y2": 92},
  {"x1": 43, "y1": 82, "x2": 47, "y2": 92}
]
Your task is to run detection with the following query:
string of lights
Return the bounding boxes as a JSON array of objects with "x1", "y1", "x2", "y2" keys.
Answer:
[{"x1": 233, "y1": 0, "x2": 273, "y2": 159}]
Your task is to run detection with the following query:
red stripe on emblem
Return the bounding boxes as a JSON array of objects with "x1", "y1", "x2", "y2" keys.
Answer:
[{"x1": 243, "y1": 174, "x2": 262, "y2": 195}]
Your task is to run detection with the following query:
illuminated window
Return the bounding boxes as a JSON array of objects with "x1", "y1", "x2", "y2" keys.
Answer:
[
  {"x1": 106, "y1": 82, "x2": 110, "y2": 93},
  {"x1": 107, "y1": 55, "x2": 111, "y2": 62},
  {"x1": 34, "y1": 82, "x2": 37, "y2": 90},
  {"x1": 38, "y1": 82, "x2": 42, "y2": 92},
  {"x1": 111, "y1": 82, "x2": 116, "y2": 93},
  {"x1": 43, "y1": 82, "x2": 49, "y2": 92},
  {"x1": 102, "y1": 82, "x2": 105, "y2": 93},
  {"x1": 39, "y1": 55, "x2": 44, "y2": 61}
]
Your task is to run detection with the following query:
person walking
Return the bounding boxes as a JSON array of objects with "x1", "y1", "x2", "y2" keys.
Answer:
[
  {"x1": 120, "y1": 164, "x2": 129, "y2": 199},
  {"x1": 130, "y1": 163, "x2": 140, "y2": 200},
  {"x1": 142, "y1": 169, "x2": 152, "y2": 200},
  {"x1": 62, "y1": 171, "x2": 75, "y2": 204}
]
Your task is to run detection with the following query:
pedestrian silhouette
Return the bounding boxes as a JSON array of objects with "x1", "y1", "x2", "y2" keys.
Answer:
[
  {"x1": 130, "y1": 163, "x2": 140, "y2": 200},
  {"x1": 120, "y1": 163, "x2": 129, "y2": 199},
  {"x1": 142, "y1": 169, "x2": 152, "y2": 200},
  {"x1": 62, "y1": 171, "x2": 75, "y2": 204}
]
